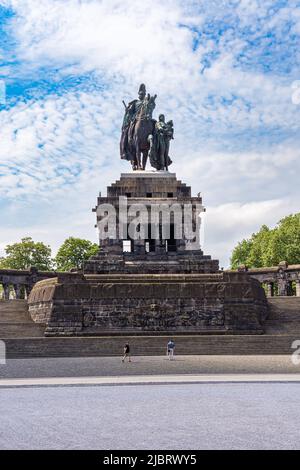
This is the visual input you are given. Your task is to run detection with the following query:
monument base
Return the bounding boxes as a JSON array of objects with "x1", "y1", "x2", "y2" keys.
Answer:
[
  {"x1": 84, "y1": 250, "x2": 219, "y2": 274},
  {"x1": 84, "y1": 170, "x2": 219, "y2": 274},
  {"x1": 27, "y1": 171, "x2": 269, "y2": 337},
  {"x1": 28, "y1": 271, "x2": 268, "y2": 337}
]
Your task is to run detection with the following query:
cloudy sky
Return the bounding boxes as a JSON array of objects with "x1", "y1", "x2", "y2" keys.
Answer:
[{"x1": 0, "y1": 0, "x2": 299, "y2": 268}]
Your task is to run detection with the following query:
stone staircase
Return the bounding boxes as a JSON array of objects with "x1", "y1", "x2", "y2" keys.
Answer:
[
  {"x1": 2, "y1": 333, "x2": 298, "y2": 358},
  {"x1": 265, "y1": 297, "x2": 300, "y2": 334},
  {"x1": 0, "y1": 297, "x2": 300, "y2": 358},
  {"x1": 0, "y1": 300, "x2": 45, "y2": 338}
]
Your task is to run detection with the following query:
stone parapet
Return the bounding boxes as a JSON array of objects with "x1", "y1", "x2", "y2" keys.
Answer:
[
  {"x1": 0, "y1": 267, "x2": 58, "y2": 300},
  {"x1": 231, "y1": 262, "x2": 300, "y2": 297}
]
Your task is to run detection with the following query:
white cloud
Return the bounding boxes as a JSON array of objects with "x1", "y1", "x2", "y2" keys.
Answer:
[
  {"x1": 203, "y1": 197, "x2": 300, "y2": 268},
  {"x1": 176, "y1": 144, "x2": 300, "y2": 207},
  {"x1": 3, "y1": 0, "x2": 299, "y2": 132},
  {"x1": 5, "y1": 0, "x2": 202, "y2": 84},
  {"x1": 0, "y1": 89, "x2": 123, "y2": 198}
]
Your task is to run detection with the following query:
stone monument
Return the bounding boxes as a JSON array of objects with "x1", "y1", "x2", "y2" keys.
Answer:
[{"x1": 28, "y1": 85, "x2": 269, "y2": 336}]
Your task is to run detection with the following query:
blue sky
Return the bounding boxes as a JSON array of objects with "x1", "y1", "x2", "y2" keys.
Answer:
[{"x1": 0, "y1": 0, "x2": 300, "y2": 267}]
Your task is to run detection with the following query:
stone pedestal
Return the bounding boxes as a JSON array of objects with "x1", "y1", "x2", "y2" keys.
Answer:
[
  {"x1": 28, "y1": 271, "x2": 268, "y2": 336},
  {"x1": 27, "y1": 170, "x2": 269, "y2": 336},
  {"x1": 84, "y1": 171, "x2": 219, "y2": 274}
]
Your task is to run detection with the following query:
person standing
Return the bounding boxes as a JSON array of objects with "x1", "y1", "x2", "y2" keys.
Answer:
[
  {"x1": 167, "y1": 339, "x2": 175, "y2": 360},
  {"x1": 122, "y1": 342, "x2": 131, "y2": 363}
]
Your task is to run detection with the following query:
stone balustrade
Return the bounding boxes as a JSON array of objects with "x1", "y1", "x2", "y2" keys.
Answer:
[
  {"x1": 0, "y1": 267, "x2": 58, "y2": 300},
  {"x1": 1, "y1": 261, "x2": 300, "y2": 300},
  {"x1": 233, "y1": 261, "x2": 300, "y2": 297}
]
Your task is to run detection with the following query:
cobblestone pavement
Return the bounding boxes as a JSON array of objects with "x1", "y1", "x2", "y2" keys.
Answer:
[
  {"x1": 1, "y1": 382, "x2": 300, "y2": 450},
  {"x1": 0, "y1": 355, "x2": 299, "y2": 379}
]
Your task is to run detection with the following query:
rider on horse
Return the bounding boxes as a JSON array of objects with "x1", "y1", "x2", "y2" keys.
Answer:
[
  {"x1": 120, "y1": 84, "x2": 173, "y2": 171},
  {"x1": 120, "y1": 84, "x2": 147, "y2": 163}
]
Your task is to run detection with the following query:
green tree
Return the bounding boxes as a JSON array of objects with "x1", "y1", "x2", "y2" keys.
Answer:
[
  {"x1": 230, "y1": 213, "x2": 300, "y2": 268},
  {"x1": 230, "y1": 238, "x2": 253, "y2": 269},
  {"x1": 55, "y1": 237, "x2": 99, "y2": 271},
  {"x1": 246, "y1": 225, "x2": 272, "y2": 268},
  {"x1": 0, "y1": 237, "x2": 52, "y2": 270},
  {"x1": 267, "y1": 214, "x2": 300, "y2": 265}
]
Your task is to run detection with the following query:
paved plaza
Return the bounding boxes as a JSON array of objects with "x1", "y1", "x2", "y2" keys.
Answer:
[
  {"x1": 1, "y1": 382, "x2": 300, "y2": 450},
  {"x1": 1, "y1": 355, "x2": 300, "y2": 379},
  {"x1": 1, "y1": 355, "x2": 299, "y2": 450}
]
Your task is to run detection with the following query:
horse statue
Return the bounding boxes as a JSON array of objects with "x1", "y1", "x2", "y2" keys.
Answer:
[
  {"x1": 128, "y1": 93, "x2": 157, "y2": 170},
  {"x1": 120, "y1": 84, "x2": 174, "y2": 171}
]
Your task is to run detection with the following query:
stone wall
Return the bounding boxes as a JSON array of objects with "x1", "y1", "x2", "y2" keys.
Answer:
[{"x1": 28, "y1": 271, "x2": 268, "y2": 336}]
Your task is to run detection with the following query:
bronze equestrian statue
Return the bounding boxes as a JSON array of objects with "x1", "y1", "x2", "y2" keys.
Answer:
[{"x1": 120, "y1": 84, "x2": 173, "y2": 171}]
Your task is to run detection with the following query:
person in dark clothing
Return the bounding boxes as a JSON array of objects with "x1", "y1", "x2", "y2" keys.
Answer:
[{"x1": 122, "y1": 342, "x2": 131, "y2": 363}]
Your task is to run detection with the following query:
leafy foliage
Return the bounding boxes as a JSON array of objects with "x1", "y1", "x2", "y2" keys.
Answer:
[
  {"x1": 55, "y1": 237, "x2": 99, "y2": 271},
  {"x1": 231, "y1": 213, "x2": 300, "y2": 268},
  {"x1": 0, "y1": 237, "x2": 52, "y2": 270}
]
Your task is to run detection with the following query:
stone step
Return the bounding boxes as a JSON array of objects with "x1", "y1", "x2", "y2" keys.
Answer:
[
  {"x1": 265, "y1": 297, "x2": 300, "y2": 334},
  {"x1": 0, "y1": 300, "x2": 30, "y2": 322},
  {"x1": 0, "y1": 323, "x2": 45, "y2": 338},
  {"x1": 267, "y1": 297, "x2": 300, "y2": 317},
  {"x1": 0, "y1": 301, "x2": 28, "y2": 311},
  {"x1": 1, "y1": 297, "x2": 300, "y2": 356},
  {"x1": 0, "y1": 300, "x2": 45, "y2": 338},
  {"x1": 2, "y1": 334, "x2": 298, "y2": 358}
]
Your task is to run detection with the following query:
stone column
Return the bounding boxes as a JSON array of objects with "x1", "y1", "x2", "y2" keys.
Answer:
[
  {"x1": 134, "y1": 239, "x2": 145, "y2": 255},
  {"x1": 155, "y1": 239, "x2": 166, "y2": 255},
  {"x1": 15, "y1": 284, "x2": 21, "y2": 299},
  {"x1": 3, "y1": 284, "x2": 10, "y2": 300},
  {"x1": 266, "y1": 282, "x2": 273, "y2": 297},
  {"x1": 24, "y1": 285, "x2": 31, "y2": 300},
  {"x1": 278, "y1": 279, "x2": 288, "y2": 296},
  {"x1": 296, "y1": 280, "x2": 300, "y2": 297}
]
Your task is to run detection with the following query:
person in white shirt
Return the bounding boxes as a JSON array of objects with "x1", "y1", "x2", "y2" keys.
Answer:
[{"x1": 167, "y1": 339, "x2": 175, "y2": 360}]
